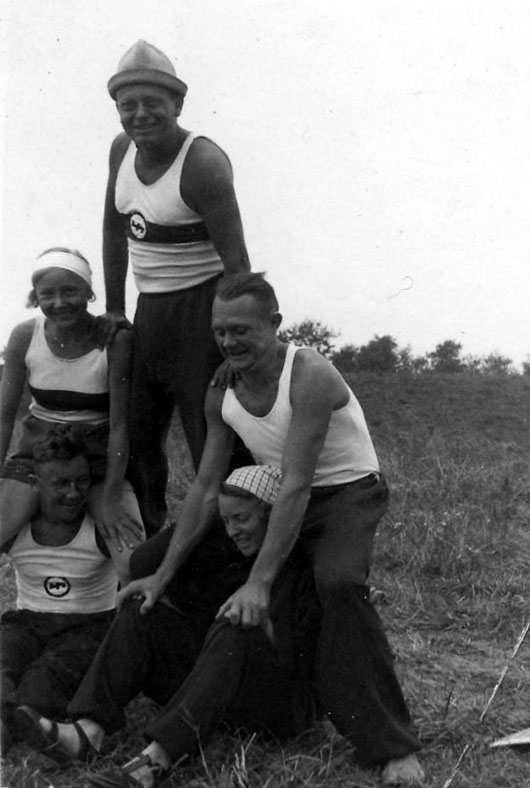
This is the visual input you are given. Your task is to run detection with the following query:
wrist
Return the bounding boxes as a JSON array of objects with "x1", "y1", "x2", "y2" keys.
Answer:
[
  {"x1": 156, "y1": 563, "x2": 175, "y2": 590},
  {"x1": 102, "y1": 483, "x2": 122, "y2": 500},
  {"x1": 105, "y1": 306, "x2": 125, "y2": 317},
  {"x1": 248, "y1": 567, "x2": 275, "y2": 589}
]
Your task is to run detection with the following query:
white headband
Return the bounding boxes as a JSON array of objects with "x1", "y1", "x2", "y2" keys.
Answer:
[{"x1": 33, "y1": 250, "x2": 93, "y2": 288}]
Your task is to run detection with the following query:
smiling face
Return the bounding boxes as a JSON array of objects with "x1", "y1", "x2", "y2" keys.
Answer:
[
  {"x1": 218, "y1": 492, "x2": 269, "y2": 557},
  {"x1": 31, "y1": 454, "x2": 91, "y2": 525},
  {"x1": 211, "y1": 294, "x2": 280, "y2": 373},
  {"x1": 34, "y1": 268, "x2": 90, "y2": 328},
  {"x1": 116, "y1": 84, "x2": 181, "y2": 148}
]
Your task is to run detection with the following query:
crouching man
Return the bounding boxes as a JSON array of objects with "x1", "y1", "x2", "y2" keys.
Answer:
[
  {"x1": 0, "y1": 428, "x2": 121, "y2": 756},
  {"x1": 115, "y1": 273, "x2": 424, "y2": 785}
]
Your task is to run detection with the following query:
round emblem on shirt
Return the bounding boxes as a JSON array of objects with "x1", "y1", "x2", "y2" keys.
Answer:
[
  {"x1": 44, "y1": 576, "x2": 71, "y2": 597},
  {"x1": 129, "y1": 212, "x2": 147, "y2": 239}
]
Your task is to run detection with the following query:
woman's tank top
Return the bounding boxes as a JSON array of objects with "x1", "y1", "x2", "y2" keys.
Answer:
[{"x1": 25, "y1": 316, "x2": 109, "y2": 425}]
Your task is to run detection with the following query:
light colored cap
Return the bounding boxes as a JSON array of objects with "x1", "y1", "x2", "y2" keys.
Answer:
[
  {"x1": 108, "y1": 40, "x2": 188, "y2": 99},
  {"x1": 223, "y1": 465, "x2": 282, "y2": 505},
  {"x1": 33, "y1": 248, "x2": 93, "y2": 288}
]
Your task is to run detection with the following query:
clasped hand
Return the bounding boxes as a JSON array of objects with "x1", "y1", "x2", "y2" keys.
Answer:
[
  {"x1": 117, "y1": 572, "x2": 165, "y2": 614},
  {"x1": 216, "y1": 580, "x2": 274, "y2": 642}
]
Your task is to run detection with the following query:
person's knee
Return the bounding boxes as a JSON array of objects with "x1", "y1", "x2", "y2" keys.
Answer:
[
  {"x1": 130, "y1": 528, "x2": 174, "y2": 579},
  {"x1": 17, "y1": 664, "x2": 65, "y2": 718}
]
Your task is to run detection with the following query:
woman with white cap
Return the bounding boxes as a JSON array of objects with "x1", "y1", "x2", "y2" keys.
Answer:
[{"x1": 0, "y1": 247, "x2": 144, "y2": 580}]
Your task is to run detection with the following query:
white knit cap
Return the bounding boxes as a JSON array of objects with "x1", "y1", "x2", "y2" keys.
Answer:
[
  {"x1": 223, "y1": 465, "x2": 281, "y2": 505},
  {"x1": 108, "y1": 40, "x2": 188, "y2": 99},
  {"x1": 33, "y1": 249, "x2": 93, "y2": 288}
]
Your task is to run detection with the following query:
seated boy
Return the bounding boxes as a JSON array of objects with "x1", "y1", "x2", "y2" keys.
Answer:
[
  {"x1": 0, "y1": 428, "x2": 121, "y2": 756},
  {"x1": 16, "y1": 465, "x2": 322, "y2": 788}
]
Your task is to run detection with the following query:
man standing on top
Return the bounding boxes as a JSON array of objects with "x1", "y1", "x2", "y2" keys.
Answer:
[
  {"x1": 103, "y1": 40, "x2": 250, "y2": 533},
  {"x1": 120, "y1": 273, "x2": 425, "y2": 785}
]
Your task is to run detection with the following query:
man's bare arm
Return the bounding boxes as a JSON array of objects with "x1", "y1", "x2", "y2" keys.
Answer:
[
  {"x1": 102, "y1": 134, "x2": 131, "y2": 317},
  {"x1": 222, "y1": 351, "x2": 347, "y2": 627},
  {"x1": 181, "y1": 138, "x2": 250, "y2": 274}
]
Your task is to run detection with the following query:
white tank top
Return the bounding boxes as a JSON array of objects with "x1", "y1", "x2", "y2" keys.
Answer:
[
  {"x1": 8, "y1": 513, "x2": 118, "y2": 614},
  {"x1": 26, "y1": 316, "x2": 109, "y2": 425},
  {"x1": 115, "y1": 132, "x2": 223, "y2": 293},
  {"x1": 222, "y1": 345, "x2": 380, "y2": 486}
]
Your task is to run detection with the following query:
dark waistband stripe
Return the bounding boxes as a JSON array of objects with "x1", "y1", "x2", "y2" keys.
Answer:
[
  {"x1": 121, "y1": 213, "x2": 211, "y2": 244},
  {"x1": 29, "y1": 385, "x2": 110, "y2": 414}
]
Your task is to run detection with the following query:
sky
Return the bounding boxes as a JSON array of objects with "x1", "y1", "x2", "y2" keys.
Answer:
[{"x1": 2, "y1": 0, "x2": 530, "y2": 365}]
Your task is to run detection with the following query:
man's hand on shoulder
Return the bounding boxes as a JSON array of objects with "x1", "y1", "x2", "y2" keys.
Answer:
[
  {"x1": 210, "y1": 359, "x2": 238, "y2": 390},
  {"x1": 93, "y1": 313, "x2": 132, "y2": 348}
]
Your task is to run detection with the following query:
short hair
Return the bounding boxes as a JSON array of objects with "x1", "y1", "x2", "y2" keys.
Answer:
[
  {"x1": 32, "y1": 426, "x2": 88, "y2": 467},
  {"x1": 215, "y1": 273, "x2": 279, "y2": 315}
]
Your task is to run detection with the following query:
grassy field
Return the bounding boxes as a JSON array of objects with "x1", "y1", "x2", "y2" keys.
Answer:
[{"x1": 2, "y1": 372, "x2": 530, "y2": 787}]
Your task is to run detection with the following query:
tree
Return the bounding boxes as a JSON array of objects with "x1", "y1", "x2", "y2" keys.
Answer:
[
  {"x1": 428, "y1": 340, "x2": 464, "y2": 373},
  {"x1": 357, "y1": 335, "x2": 399, "y2": 374},
  {"x1": 332, "y1": 344, "x2": 359, "y2": 374},
  {"x1": 462, "y1": 354, "x2": 482, "y2": 374},
  {"x1": 480, "y1": 353, "x2": 514, "y2": 375},
  {"x1": 411, "y1": 354, "x2": 429, "y2": 374},
  {"x1": 278, "y1": 320, "x2": 338, "y2": 359}
]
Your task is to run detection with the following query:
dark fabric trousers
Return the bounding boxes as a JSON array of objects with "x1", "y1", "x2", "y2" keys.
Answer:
[
  {"x1": 68, "y1": 600, "x2": 312, "y2": 762},
  {"x1": 128, "y1": 277, "x2": 224, "y2": 534},
  {"x1": 300, "y1": 475, "x2": 421, "y2": 765},
  {"x1": 128, "y1": 476, "x2": 421, "y2": 764},
  {"x1": 0, "y1": 609, "x2": 114, "y2": 735}
]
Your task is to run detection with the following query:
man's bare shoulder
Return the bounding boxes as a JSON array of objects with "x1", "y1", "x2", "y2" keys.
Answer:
[
  {"x1": 292, "y1": 346, "x2": 337, "y2": 377},
  {"x1": 185, "y1": 136, "x2": 233, "y2": 178},
  {"x1": 290, "y1": 347, "x2": 348, "y2": 404}
]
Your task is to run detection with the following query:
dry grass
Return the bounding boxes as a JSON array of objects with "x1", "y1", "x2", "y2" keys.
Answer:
[{"x1": 3, "y1": 373, "x2": 530, "y2": 787}]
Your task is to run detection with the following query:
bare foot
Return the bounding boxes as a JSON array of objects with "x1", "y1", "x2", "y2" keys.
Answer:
[{"x1": 381, "y1": 753, "x2": 424, "y2": 785}]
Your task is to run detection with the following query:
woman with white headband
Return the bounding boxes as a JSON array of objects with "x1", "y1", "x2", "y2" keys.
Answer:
[{"x1": 0, "y1": 247, "x2": 144, "y2": 580}]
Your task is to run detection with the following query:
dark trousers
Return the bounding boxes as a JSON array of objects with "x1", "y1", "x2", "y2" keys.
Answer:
[
  {"x1": 0, "y1": 609, "x2": 114, "y2": 734},
  {"x1": 128, "y1": 476, "x2": 421, "y2": 765},
  {"x1": 128, "y1": 277, "x2": 224, "y2": 534},
  {"x1": 300, "y1": 475, "x2": 421, "y2": 765},
  {"x1": 68, "y1": 600, "x2": 312, "y2": 762},
  {"x1": 67, "y1": 601, "x2": 197, "y2": 733}
]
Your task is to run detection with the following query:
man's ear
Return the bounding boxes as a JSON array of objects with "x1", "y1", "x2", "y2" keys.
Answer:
[
  {"x1": 272, "y1": 312, "x2": 282, "y2": 330},
  {"x1": 174, "y1": 96, "x2": 184, "y2": 119}
]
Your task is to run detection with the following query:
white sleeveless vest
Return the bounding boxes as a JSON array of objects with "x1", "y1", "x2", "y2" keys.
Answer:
[
  {"x1": 222, "y1": 345, "x2": 379, "y2": 486},
  {"x1": 8, "y1": 514, "x2": 118, "y2": 613},
  {"x1": 115, "y1": 132, "x2": 223, "y2": 292}
]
